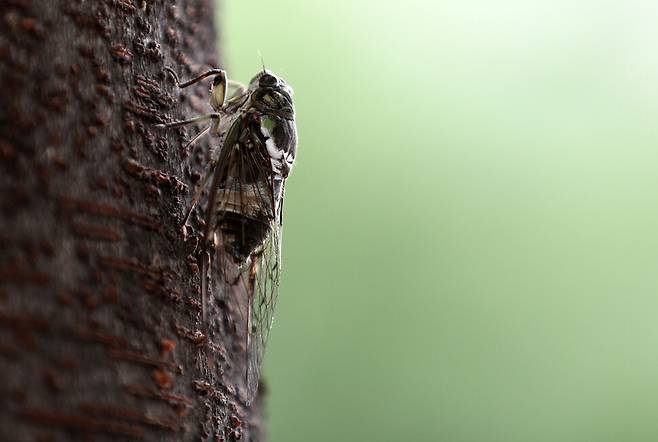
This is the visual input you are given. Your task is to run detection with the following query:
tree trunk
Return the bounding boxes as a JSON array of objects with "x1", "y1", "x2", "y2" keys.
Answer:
[{"x1": 0, "y1": 1, "x2": 264, "y2": 440}]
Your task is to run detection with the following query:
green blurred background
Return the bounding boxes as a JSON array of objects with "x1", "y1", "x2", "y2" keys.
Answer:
[{"x1": 221, "y1": 1, "x2": 658, "y2": 441}]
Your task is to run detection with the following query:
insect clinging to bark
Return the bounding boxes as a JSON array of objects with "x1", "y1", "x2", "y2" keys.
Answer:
[{"x1": 158, "y1": 66, "x2": 297, "y2": 402}]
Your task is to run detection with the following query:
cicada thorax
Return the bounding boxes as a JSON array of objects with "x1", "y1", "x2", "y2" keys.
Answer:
[{"x1": 213, "y1": 110, "x2": 285, "y2": 264}]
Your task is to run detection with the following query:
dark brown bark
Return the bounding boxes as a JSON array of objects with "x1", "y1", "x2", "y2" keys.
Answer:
[{"x1": 0, "y1": 1, "x2": 265, "y2": 440}]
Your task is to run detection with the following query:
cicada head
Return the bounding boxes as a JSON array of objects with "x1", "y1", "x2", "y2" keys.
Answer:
[{"x1": 249, "y1": 70, "x2": 295, "y2": 121}]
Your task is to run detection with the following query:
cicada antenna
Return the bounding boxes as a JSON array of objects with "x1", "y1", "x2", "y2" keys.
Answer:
[{"x1": 257, "y1": 49, "x2": 266, "y2": 73}]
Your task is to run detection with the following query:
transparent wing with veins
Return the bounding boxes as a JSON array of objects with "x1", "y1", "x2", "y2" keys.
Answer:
[{"x1": 245, "y1": 221, "x2": 282, "y2": 401}]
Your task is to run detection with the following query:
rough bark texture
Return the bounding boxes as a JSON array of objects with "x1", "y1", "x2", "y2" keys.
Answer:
[{"x1": 0, "y1": 1, "x2": 265, "y2": 440}]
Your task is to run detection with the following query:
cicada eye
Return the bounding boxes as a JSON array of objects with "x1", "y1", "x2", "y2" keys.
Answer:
[{"x1": 259, "y1": 73, "x2": 278, "y2": 88}]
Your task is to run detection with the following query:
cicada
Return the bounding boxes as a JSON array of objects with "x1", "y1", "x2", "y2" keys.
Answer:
[{"x1": 159, "y1": 66, "x2": 297, "y2": 402}]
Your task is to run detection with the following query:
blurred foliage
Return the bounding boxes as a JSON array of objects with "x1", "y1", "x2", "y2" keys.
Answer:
[{"x1": 221, "y1": 1, "x2": 658, "y2": 441}]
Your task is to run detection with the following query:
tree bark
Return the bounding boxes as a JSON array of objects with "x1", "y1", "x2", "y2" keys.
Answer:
[{"x1": 0, "y1": 1, "x2": 264, "y2": 440}]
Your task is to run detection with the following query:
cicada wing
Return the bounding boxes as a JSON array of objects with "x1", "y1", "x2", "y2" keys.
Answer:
[
  {"x1": 245, "y1": 222, "x2": 282, "y2": 401},
  {"x1": 201, "y1": 112, "x2": 285, "y2": 402}
]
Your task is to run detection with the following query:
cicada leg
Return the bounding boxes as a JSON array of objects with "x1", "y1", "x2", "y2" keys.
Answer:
[
  {"x1": 155, "y1": 112, "x2": 220, "y2": 129},
  {"x1": 160, "y1": 67, "x2": 227, "y2": 158},
  {"x1": 164, "y1": 66, "x2": 247, "y2": 111},
  {"x1": 226, "y1": 79, "x2": 247, "y2": 105},
  {"x1": 159, "y1": 67, "x2": 246, "y2": 155},
  {"x1": 181, "y1": 125, "x2": 209, "y2": 155},
  {"x1": 165, "y1": 67, "x2": 227, "y2": 110}
]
